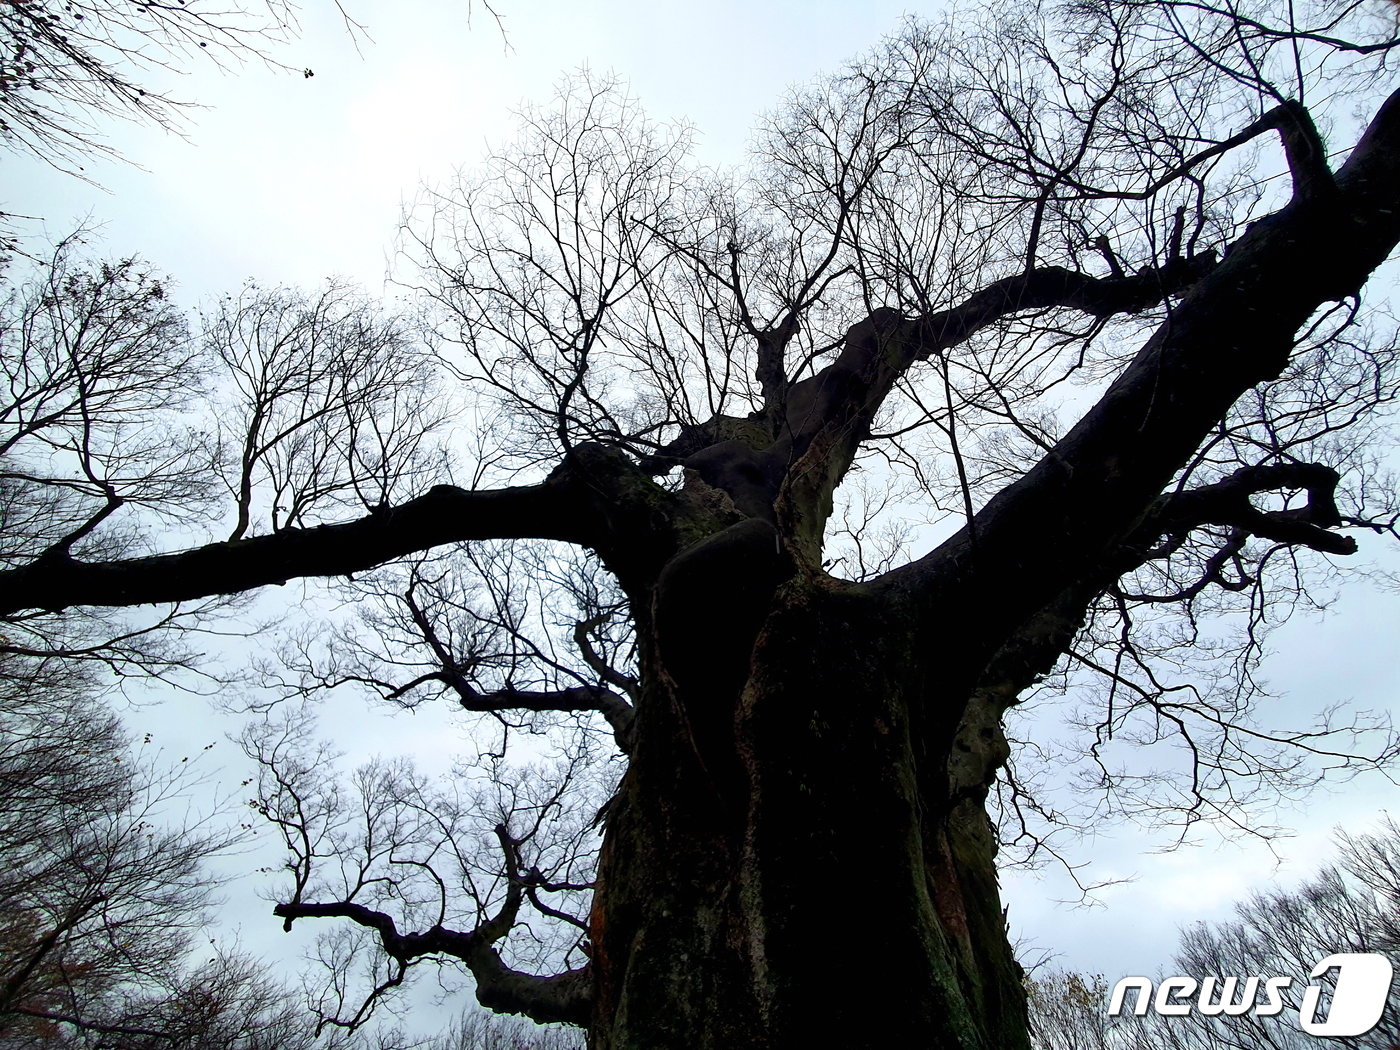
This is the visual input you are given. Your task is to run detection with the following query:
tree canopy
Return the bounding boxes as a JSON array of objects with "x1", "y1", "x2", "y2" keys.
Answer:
[{"x1": 3, "y1": 0, "x2": 1400, "y2": 1047}]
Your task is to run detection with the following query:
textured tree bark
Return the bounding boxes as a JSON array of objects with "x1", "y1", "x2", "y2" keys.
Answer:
[{"x1": 589, "y1": 564, "x2": 1027, "y2": 1050}]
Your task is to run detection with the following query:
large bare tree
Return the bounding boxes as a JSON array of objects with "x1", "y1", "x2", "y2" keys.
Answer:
[{"x1": 5, "y1": 0, "x2": 1400, "y2": 1047}]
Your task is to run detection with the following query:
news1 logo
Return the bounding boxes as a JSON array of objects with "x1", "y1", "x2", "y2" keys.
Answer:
[{"x1": 1108, "y1": 953, "x2": 1395, "y2": 1037}]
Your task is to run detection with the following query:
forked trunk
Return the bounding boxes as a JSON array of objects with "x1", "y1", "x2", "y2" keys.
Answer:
[{"x1": 588, "y1": 564, "x2": 1027, "y2": 1049}]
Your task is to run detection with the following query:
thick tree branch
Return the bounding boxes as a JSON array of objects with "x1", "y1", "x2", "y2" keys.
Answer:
[
  {"x1": 0, "y1": 481, "x2": 572, "y2": 615},
  {"x1": 768, "y1": 256, "x2": 1218, "y2": 559},
  {"x1": 0, "y1": 443, "x2": 683, "y2": 616},
  {"x1": 754, "y1": 314, "x2": 800, "y2": 410},
  {"x1": 1274, "y1": 101, "x2": 1336, "y2": 201},
  {"x1": 910, "y1": 255, "x2": 1218, "y2": 359},
  {"x1": 448, "y1": 680, "x2": 636, "y2": 754},
  {"x1": 886, "y1": 87, "x2": 1400, "y2": 664},
  {"x1": 642, "y1": 254, "x2": 1214, "y2": 502},
  {"x1": 1150, "y1": 463, "x2": 1355, "y2": 557}
]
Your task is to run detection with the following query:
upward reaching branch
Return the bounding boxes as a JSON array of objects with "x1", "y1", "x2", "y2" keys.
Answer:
[{"x1": 888, "y1": 85, "x2": 1400, "y2": 657}]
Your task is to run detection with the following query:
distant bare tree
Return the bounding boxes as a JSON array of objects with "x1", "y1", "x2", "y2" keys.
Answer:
[
  {"x1": 423, "y1": 1008, "x2": 583, "y2": 1050},
  {"x1": 1026, "y1": 970, "x2": 1121, "y2": 1050},
  {"x1": 1027, "y1": 821, "x2": 1400, "y2": 1050},
  {"x1": 1, "y1": 235, "x2": 447, "y2": 678},
  {"x1": 0, "y1": 642, "x2": 443, "y2": 1050},
  {"x1": 1156, "y1": 820, "x2": 1400, "y2": 1050},
  {"x1": 0, "y1": 233, "x2": 231, "y2": 682},
  {"x1": 0, "y1": 647, "x2": 230, "y2": 1044}
]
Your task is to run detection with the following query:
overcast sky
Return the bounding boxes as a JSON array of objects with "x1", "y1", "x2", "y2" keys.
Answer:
[{"x1": 8, "y1": 0, "x2": 1400, "y2": 1002}]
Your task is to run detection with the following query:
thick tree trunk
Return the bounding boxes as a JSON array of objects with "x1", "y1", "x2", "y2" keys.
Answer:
[{"x1": 588, "y1": 555, "x2": 1026, "y2": 1049}]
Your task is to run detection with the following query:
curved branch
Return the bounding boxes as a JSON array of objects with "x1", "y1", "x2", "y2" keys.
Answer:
[
  {"x1": 273, "y1": 899, "x2": 592, "y2": 1027},
  {"x1": 573, "y1": 614, "x2": 641, "y2": 702},
  {"x1": 1068, "y1": 99, "x2": 1335, "y2": 203},
  {"x1": 449, "y1": 680, "x2": 636, "y2": 754},
  {"x1": 911, "y1": 254, "x2": 1219, "y2": 359},
  {"x1": 398, "y1": 583, "x2": 636, "y2": 751},
  {"x1": 1117, "y1": 529, "x2": 1253, "y2": 604},
  {"x1": 1150, "y1": 463, "x2": 1356, "y2": 557},
  {"x1": 274, "y1": 823, "x2": 592, "y2": 1027}
]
